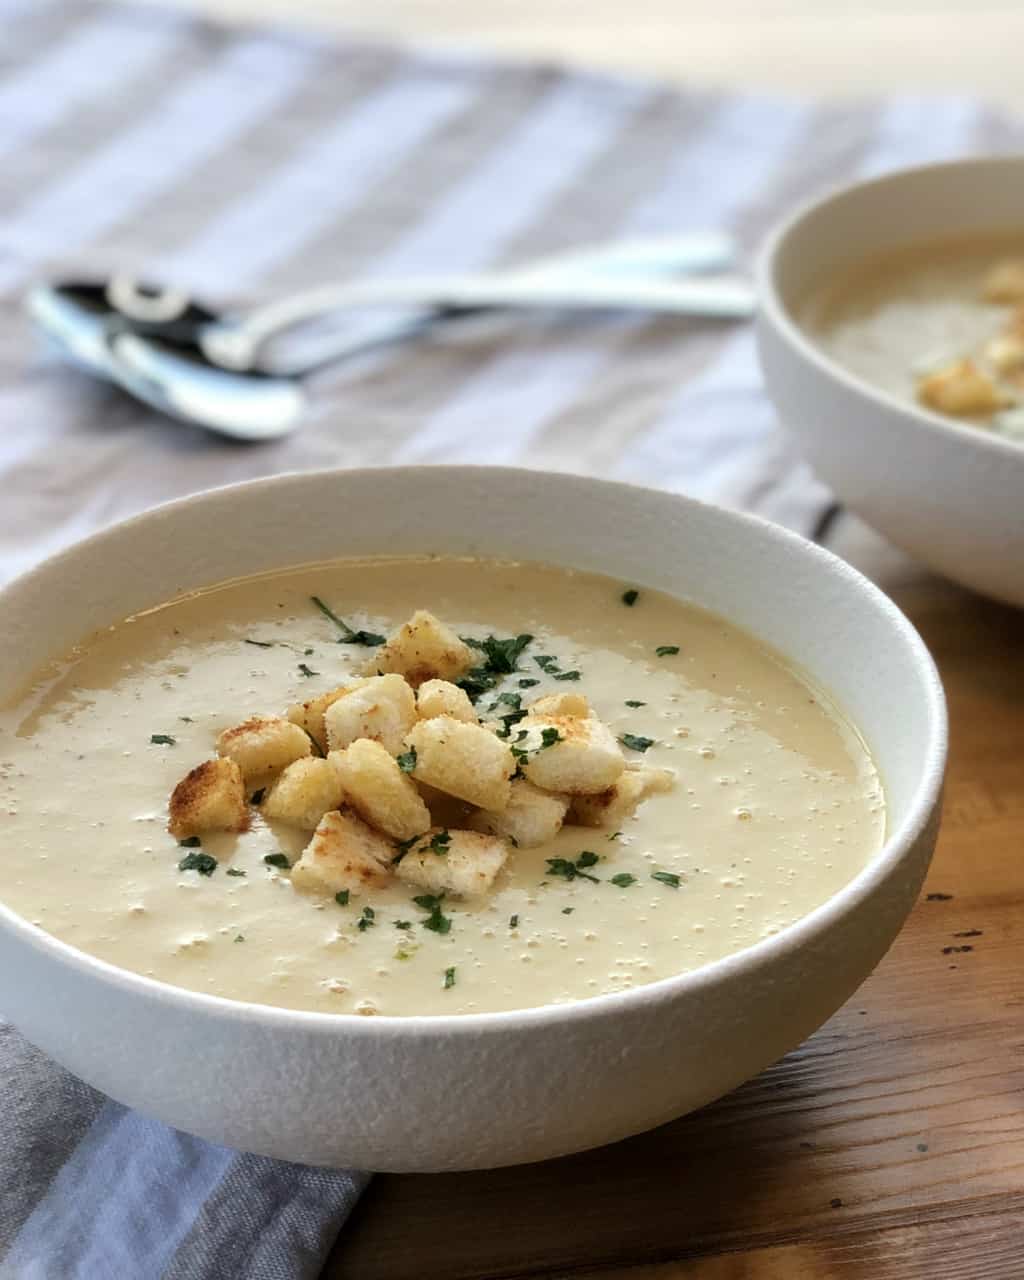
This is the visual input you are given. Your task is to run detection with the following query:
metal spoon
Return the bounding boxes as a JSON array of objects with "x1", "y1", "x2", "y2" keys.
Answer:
[{"x1": 26, "y1": 233, "x2": 753, "y2": 441}]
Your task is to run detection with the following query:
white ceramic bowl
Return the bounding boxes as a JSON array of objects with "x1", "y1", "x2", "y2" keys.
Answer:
[
  {"x1": 757, "y1": 155, "x2": 1024, "y2": 607},
  {"x1": 0, "y1": 468, "x2": 945, "y2": 1172}
]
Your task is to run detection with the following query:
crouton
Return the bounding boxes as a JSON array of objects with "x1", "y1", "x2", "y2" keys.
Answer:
[
  {"x1": 216, "y1": 715, "x2": 311, "y2": 780},
  {"x1": 168, "y1": 758, "x2": 247, "y2": 839},
  {"x1": 470, "y1": 778, "x2": 569, "y2": 847},
  {"x1": 529, "y1": 691, "x2": 590, "y2": 718},
  {"x1": 323, "y1": 674, "x2": 416, "y2": 756},
  {"x1": 287, "y1": 685, "x2": 351, "y2": 752},
  {"x1": 290, "y1": 807, "x2": 394, "y2": 896},
  {"x1": 330, "y1": 738, "x2": 431, "y2": 841},
  {"x1": 364, "y1": 610, "x2": 473, "y2": 687},
  {"x1": 917, "y1": 359, "x2": 1006, "y2": 417},
  {"x1": 985, "y1": 312, "x2": 1024, "y2": 376},
  {"x1": 404, "y1": 715, "x2": 514, "y2": 810},
  {"x1": 396, "y1": 828, "x2": 508, "y2": 898},
  {"x1": 417, "y1": 678, "x2": 478, "y2": 724},
  {"x1": 983, "y1": 258, "x2": 1024, "y2": 304},
  {"x1": 568, "y1": 766, "x2": 675, "y2": 828},
  {"x1": 519, "y1": 714, "x2": 625, "y2": 794},
  {"x1": 261, "y1": 757, "x2": 345, "y2": 830}
]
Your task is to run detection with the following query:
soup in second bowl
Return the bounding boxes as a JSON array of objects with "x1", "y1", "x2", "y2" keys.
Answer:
[{"x1": 0, "y1": 557, "x2": 884, "y2": 1016}]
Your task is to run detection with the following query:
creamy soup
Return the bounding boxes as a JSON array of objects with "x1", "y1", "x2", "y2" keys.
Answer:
[
  {"x1": 0, "y1": 558, "x2": 884, "y2": 1017},
  {"x1": 803, "y1": 235, "x2": 1024, "y2": 441}
]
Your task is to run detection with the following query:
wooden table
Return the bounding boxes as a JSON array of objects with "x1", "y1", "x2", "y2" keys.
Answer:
[{"x1": 325, "y1": 515, "x2": 1024, "y2": 1279}]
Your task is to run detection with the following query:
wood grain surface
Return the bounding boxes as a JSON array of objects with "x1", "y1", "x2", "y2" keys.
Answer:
[{"x1": 325, "y1": 516, "x2": 1024, "y2": 1279}]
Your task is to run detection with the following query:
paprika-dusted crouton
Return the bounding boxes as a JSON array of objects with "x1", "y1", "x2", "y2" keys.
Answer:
[
  {"x1": 916, "y1": 358, "x2": 1005, "y2": 417},
  {"x1": 216, "y1": 715, "x2": 311, "y2": 780},
  {"x1": 168, "y1": 758, "x2": 247, "y2": 839},
  {"x1": 470, "y1": 778, "x2": 569, "y2": 848},
  {"x1": 330, "y1": 738, "x2": 431, "y2": 841},
  {"x1": 519, "y1": 714, "x2": 625, "y2": 794},
  {"x1": 290, "y1": 807, "x2": 394, "y2": 897},
  {"x1": 323, "y1": 674, "x2": 416, "y2": 756},
  {"x1": 364, "y1": 610, "x2": 473, "y2": 687},
  {"x1": 529, "y1": 691, "x2": 590, "y2": 718},
  {"x1": 261, "y1": 757, "x2": 345, "y2": 830},
  {"x1": 569, "y1": 766, "x2": 675, "y2": 828},
  {"x1": 396, "y1": 828, "x2": 508, "y2": 898},
  {"x1": 417, "y1": 678, "x2": 478, "y2": 724},
  {"x1": 982, "y1": 258, "x2": 1024, "y2": 304},
  {"x1": 404, "y1": 715, "x2": 514, "y2": 810},
  {"x1": 287, "y1": 685, "x2": 351, "y2": 752}
]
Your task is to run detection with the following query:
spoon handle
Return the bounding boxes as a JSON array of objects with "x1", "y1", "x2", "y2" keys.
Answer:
[{"x1": 203, "y1": 233, "x2": 749, "y2": 370}]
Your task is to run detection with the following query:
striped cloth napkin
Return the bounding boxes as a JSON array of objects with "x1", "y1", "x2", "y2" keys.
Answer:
[{"x1": 2, "y1": 1, "x2": 1022, "y2": 1276}]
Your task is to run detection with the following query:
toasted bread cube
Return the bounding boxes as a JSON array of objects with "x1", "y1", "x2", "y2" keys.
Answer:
[
  {"x1": 983, "y1": 258, "x2": 1024, "y2": 304},
  {"x1": 290, "y1": 807, "x2": 394, "y2": 896},
  {"x1": 519, "y1": 714, "x2": 625, "y2": 795},
  {"x1": 985, "y1": 313, "x2": 1024, "y2": 376},
  {"x1": 323, "y1": 674, "x2": 416, "y2": 756},
  {"x1": 287, "y1": 685, "x2": 351, "y2": 752},
  {"x1": 364, "y1": 610, "x2": 473, "y2": 688},
  {"x1": 917, "y1": 359, "x2": 1006, "y2": 417},
  {"x1": 529, "y1": 691, "x2": 590, "y2": 718},
  {"x1": 330, "y1": 738, "x2": 431, "y2": 841},
  {"x1": 417, "y1": 678, "x2": 478, "y2": 724},
  {"x1": 168, "y1": 758, "x2": 247, "y2": 839},
  {"x1": 568, "y1": 766, "x2": 675, "y2": 828},
  {"x1": 396, "y1": 828, "x2": 508, "y2": 898},
  {"x1": 404, "y1": 715, "x2": 514, "y2": 810},
  {"x1": 469, "y1": 778, "x2": 569, "y2": 848},
  {"x1": 216, "y1": 715, "x2": 311, "y2": 781},
  {"x1": 261, "y1": 757, "x2": 345, "y2": 830}
]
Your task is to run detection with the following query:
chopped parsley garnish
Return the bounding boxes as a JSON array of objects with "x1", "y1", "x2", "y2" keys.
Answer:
[
  {"x1": 554, "y1": 669, "x2": 581, "y2": 682},
  {"x1": 357, "y1": 906, "x2": 376, "y2": 932},
  {"x1": 443, "y1": 966, "x2": 457, "y2": 990},
  {"x1": 624, "y1": 700, "x2": 646, "y2": 708},
  {"x1": 234, "y1": 934, "x2": 245, "y2": 942},
  {"x1": 179, "y1": 716, "x2": 193, "y2": 723},
  {"x1": 562, "y1": 907, "x2": 574, "y2": 915},
  {"x1": 297, "y1": 662, "x2": 319, "y2": 678},
  {"x1": 610, "y1": 873, "x2": 637, "y2": 887},
  {"x1": 489, "y1": 692, "x2": 527, "y2": 738},
  {"x1": 539, "y1": 727, "x2": 562, "y2": 750},
  {"x1": 178, "y1": 851, "x2": 217, "y2": 876},
  {"x1": 509, "y1": 914, "x2": 519, "y2": 929},
  {"x1": 457, "y1": 633, "x2": 534, "y2": 702},
  {"x1": 244, "y1": 638, "x2": 274, "y2": 648},
  {"x1": 534, "y1": 654, "x2": 582, "y2": 681},
  {"x1": 392, "y1": 834, "x2": 420, "y2": 864},
  {"x1": 621, "y1": 588, "x2": 639, "y2": 606},
  {"x1": 518, "y1": 678, "x2": 540, "y2": 689},
  {"x1": 304, "y1": 648, "x2": 314, "y2": 655},
  {"x1": 428, "y1": 829, "x2": 452, "y2": 856},
  {"x1": 263, "y1": 852, "x2": 291, "y2": 870},
  {"x1": 396, "y1": 747, "x2": 418, "y2": 774},
  {"x1": 226, "y1": 868, "x2": 247, "y2": 878},
  {"x1": 655, "y1": 645, "x2": 680, "y2": 657},
  {"x1": 250, "y1": 788, "x2": 265, "y2": 805},
  {"x1": 607, "y1": 831, "x2": 623, "y2": 841},
  {"x1": 394, "y1": 920, "x2": 413, "y2": 931},
  {"x1": 413, "y1": 894, "x2": 452, "y2": 934},
  {"x1": 620, "y1": 733, "x2": 655, "y2": 753},
  {"x1": 335, "y1": 890, "x2": 350, "y2": 906},
  {"x1": 546, "y1": 852, "x2": 601, "y2": 884},
  {"x1": 652, "y1": 871, "x2": 682, "y2": 888},
  {"x1": 311, "y1": 596, "x2": 385, "y2": 647},
  {"x1": 150, "y1": 733, "x2": 176, "y2": 746},
  {"x1": 178, "y1": 836, "x2": 202, "y2": 848}
]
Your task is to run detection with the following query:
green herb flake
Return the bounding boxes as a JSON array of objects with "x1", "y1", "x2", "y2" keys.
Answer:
[
  {"x1": 394, "y1": 920, "x2": 413, "y2": 931},
  {"x1": 178, "y1": 836, "x2": 202, "y2": 848},
  {"x1": 621, "y1": 588, "x2": 639, "y2": 606},
  {"x1": 607, "y1": 831, "x2": 623, "y2": 842},
  {"x1": 624, "y1": 700, "x2": 646, "y2": 708},
  {"x1": 226, "y1": 868, "x2": 247, "y2": 878},
  {"x1": 545, "y1": 852, "x2": 600, "y2": 884},
  {"x1": 178, "y1": 851, "x2": 217, "y2": 876},
  {"x1": 428, "y1": 829, "x2": 452, "y2": 856},
  {"x1": 534, "y1": 655, "x2": 559, "y2": 673},
  {"x1": 297, "y1": 662, "x2": 319, "y2": 678},
  {"x1": 263, "y1": 852, "x2": 291, "y2": 870},
  {"x1": 652, "y1": 871, "x2": 682, "y2": 889},
  {"x1": 396, "y1": 747, "x2": 418, "y2": 774},
  {"x1": 443, "y1": 966, "x2": 457, "y2": 990},
  {"x1": 509, "y1": 914, "x2": 520, "y2": 929},
  {"x1": 462, "y1": 633, "x2": 533, "y2": 674},
  {"x1": 244, "y1": 638, "x2": 274, "y2": 648},
  {"x1": 310, "y1": 596, "x2": 385, "y2": 646},
  {"x1": 250, "y1": 788, "x2": 265, "y2": 806},
  {"x1": 553, "y1": 669, "x2": 581, "y2": 682},
  {"x1": 620, "y1": 733, "x2": 655, "y2": 753},
  {"x1": 562, "y1": 906, "x2": 574, "y2": 915},
  {"x1": 413, "y1": 894, "x2": 452, "y2": 935},
  {"x1": 538, "y1": 727, "x2": 562, "y2": 751},
  {"x1": 150, "y1": 733, "x2": 176, "y2": 746},
  {"x1": 655, "y1": 645, "x2": 680, "y2": 657},
  {"x1": 518, "y1": 678, "x2": 540, "y2": 689},
  {"x1": 234, "y1": 934, "x2": 245, "y2": 942},
  {"x1": 576, "y1": 851, "x2": 599, "y2": 869},
  {"x1": 335, "y1": 890, "x2": 350, "y2": 906},
  {"x1": 392, "y1": 833, "x2": 420, "y2": 864},
  {"x1": 611, "y1": 873, "x2": 637, "y2": 888},
  {"x1": 357, "y1": 906, "x2": 376, "y2": 932},
  {"x1": 179, "y1": 716, "x2": 194, "y2": 723}
]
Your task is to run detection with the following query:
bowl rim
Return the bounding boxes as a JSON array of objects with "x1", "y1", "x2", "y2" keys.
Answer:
[
  {"x1": 756, "y1": 153, "x2": 1024, "y2": 464},
  {"x1": 0, "y1": 466, "x2": 948, "y2": 1039}
]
